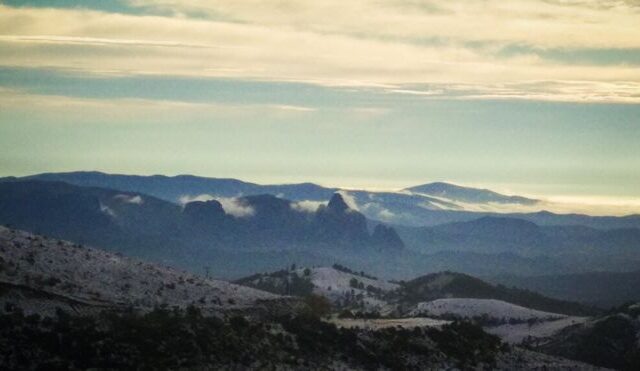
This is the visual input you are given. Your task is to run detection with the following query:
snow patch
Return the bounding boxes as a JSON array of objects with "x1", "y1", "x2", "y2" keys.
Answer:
[{"x1": 410, "y1": 298, "x2": 566, "y2": 321}]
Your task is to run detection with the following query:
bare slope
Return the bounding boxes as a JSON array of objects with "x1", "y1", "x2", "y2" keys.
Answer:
[{"x1": 0, "y1": 226, "x2": 297, "y2": 317}]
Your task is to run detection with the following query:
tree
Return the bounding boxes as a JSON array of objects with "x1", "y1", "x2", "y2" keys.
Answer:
[
  {"x1": 349, "y1": 278, "x2": 359, "y2": 288},
  {"x1": 303, "y1": 294, "x2": 332, "y2": 318}
]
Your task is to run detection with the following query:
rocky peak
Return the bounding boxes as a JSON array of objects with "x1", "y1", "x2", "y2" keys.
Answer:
[{"x1": 327, "y1": 193, "x2": 350, "y2": 213}]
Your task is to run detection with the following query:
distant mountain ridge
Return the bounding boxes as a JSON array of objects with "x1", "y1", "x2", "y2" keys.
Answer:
[
  {"x1": 16, "y1": 171, "x2": 337, "y2": 203},
  {"x1": 0, "y1": 180, "x2": 409, "y2": 278},
  {"x1": 6, "y1": 171, "x2": 640, "y2": 230},
  {"x1": 398, "y1": 215, "x2": 640, "y2": 273},
  {"x1": 405, "y1": 182, "x2": 539, "y2": 205},
  {"x1": 1, "y1": 177, "x2": 640, "y2": 282}
]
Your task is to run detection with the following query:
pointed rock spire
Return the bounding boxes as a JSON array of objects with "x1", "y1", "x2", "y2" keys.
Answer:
[{"x1": 327, "y1": 193, "x2": 349, "y2": 213}]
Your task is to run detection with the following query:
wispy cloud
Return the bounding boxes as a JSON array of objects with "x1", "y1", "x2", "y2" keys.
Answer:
[
  {"x1": 0, "y1": 2, "x2": 639, "y2": 103},
  {"x1": 114, "y1": 194, "x2": 144, "y2": 205},
  {"x1": 336, "y1": 191, "x2": 360, "y2": 211},
  {"x1": 217, "y1": 198, "x2": 255, "y2": 218},
  {"x1": 128, "y1": 0, "x2": 640, "y2": 48},
  {"x1": 0, "y1": 88, "x2": 317, "y2": 121},
  {"x1": 291, "y1": 200, "x2": 326, "y2": 213}
]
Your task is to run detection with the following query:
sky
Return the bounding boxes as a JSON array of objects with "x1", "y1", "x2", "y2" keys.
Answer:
[{"x1": 0, "y1": 0, "x2": 639, "y2": 210}]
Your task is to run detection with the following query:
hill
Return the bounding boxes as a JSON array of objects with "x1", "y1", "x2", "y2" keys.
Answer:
[
  {"x1": 491, "y1": 270, "x2": 640, "y2": 308},
  {"x1": 237, "y1": 265, "x2": 399, "y2": 312},
  {"x1": 238, "y1": 267, "x2": 597, "y2": 317},
  {"x1": 0, "y1": 226, "x2": 298, "y2": 318},
  {"x1": 410, "y1": 298, "x2": 566, "y2": 321},
  {"x1": 533, "y1": 303, "x2": 640, "y2": 370},
  {"x1": 392, "y1": 272, "x2": 597, "y2": 317}
]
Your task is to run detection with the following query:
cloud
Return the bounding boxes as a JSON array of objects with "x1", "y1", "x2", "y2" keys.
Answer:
[
  {"x1": 128, "y1": 0, "x2": 640, "y2": 48},
  {"x1": 348, "y1": 107, "x2": 392, "y2": 119},
  {"x1": 360, "y1": 202, "x2": 398, "y2": 222},
  {"x1": 113, "y1": 194, "x2": 144, "y2": 204},
  {"x1": 178, "y1": 194, "x2": 215, "y2": 204},
  {"x1": 336, "y1": 190, "x2": 360, "y2": 211},
  {"x1": 0, "y1": 88, "x2": 317, "y2": 121},
  {"x1": 377, "y1": 208, "x2": 396, "y2": 221},
  {"x1": 539, "y1": 196, "x2": 640, "y2": 216},
  {"x1": 178, "y1": 194, "x2": 255, "y2": 217},
  {"x1": 217, "y1": 197, "x2": 255, "y2": 218},
  {"x1": 99, "y1": 203, "x2": 117, "y2": 217},
  {"x1": 432, "y1": 194, "x2": 640, "y2": 216},
  {"x1": 1, "y1": 3, "x2": 639, "y2": 103},
  {"x1": 291, "y1": 200, "x2": 326, "y2": 213}
]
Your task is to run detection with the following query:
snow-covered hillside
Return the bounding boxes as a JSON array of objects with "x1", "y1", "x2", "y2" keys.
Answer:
[
  {"x1": 0, "y1": 226, "x2": 299, "y2": 317},
  {"x1": 299, "y1": 266, "x2": 398, "y2": 310},
  {"x1": 410, "y1": 298, "x2": 566, "y2": 321},
  {"x1": 408, "y1": 298, "x2": 590, "y2": 345},
  {"x1": 487, "y1": 316, "x2": 588, "y2": 344},
  {"x1": 238, "y1": 266, "x2": 399, "y2": 312}
]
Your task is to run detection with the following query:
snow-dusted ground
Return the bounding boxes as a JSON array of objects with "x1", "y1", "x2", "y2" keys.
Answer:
[
  {"x1": 409, "y1": 298, "x2": 588, "y2": 345},
  {"x1": 296, "y1": 267, "x2": 398, "y2": 311},
  {"x1": 331, "y1": 317, "x2": 450, "y2": 330},
  {"x1": 487, "y1": 316, "x2": 588, "y2": 344},
  {"x1": 410, "y1": 298, "x2": 566, "y2": 321},
  {"x1": 0, "y1": 226, "x2": 297, "y2": 317},
  {"x1": 300, "y1": 267, "x2": 398, "y2": 296}
]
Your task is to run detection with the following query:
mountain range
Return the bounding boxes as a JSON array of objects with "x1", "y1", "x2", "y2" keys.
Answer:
[
  {"x1": 0, "y1": 179, "x2": 407, "y2": 278},
  {"x1": 1, "y1": 172, "x2": 639, "y2": 306},
  {"x1": 9, "y1": 171, "x2": 640, "y2": 229}
]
